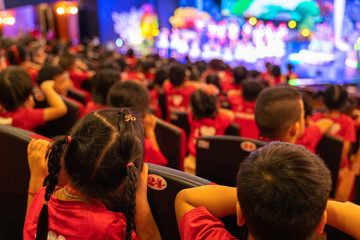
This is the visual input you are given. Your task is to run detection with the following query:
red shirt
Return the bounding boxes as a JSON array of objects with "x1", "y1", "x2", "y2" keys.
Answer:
[
  {"x1": 311, "y1": 112, "x2": 356, "y2": 143},
  {"x1": 296, "y1": 125, "x2": 323, "y2": 153},
  {"x1": 179, "y1": 206, "x2": 237, "y2": 240},
  {"x1": 228, "y1": 95, "x2": 259, "y2": 139},
  {"x1": 65, "y1": 96, "x2": 86, "y2": 119},
  {"x1": 188, "y1": 111, "x2": 232, "y2": 156},
  {"x1": 163, "y1": 82, "x2": 197, "y2": 119},
  {"x1": 24, "y1": 187, "x2": 140, "y2": 240},
  {"x1": 69, "y1": 71, "x2": 90, "y2": 88},
  {"x1": 0, "y1": 108, "x2": 44, "y2": 132},
  {"x1": 85, "y1": 101, "x2": 107, "y2": 115},
  {"x1": 144, "y1": 138, "x2": 168, "y2": 166}
]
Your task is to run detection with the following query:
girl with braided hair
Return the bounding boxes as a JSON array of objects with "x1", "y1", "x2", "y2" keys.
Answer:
[{"x1": 24, "y1": 108, "x2": 161, "y2": 240}]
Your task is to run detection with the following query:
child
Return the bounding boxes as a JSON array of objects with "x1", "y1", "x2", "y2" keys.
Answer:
[
  {"x1": 0, "y1": 66, "x2": 67, "y2": 132},
  {"x1": 24, "y1": 109, "x2": 161, "y2": 240},
  {"x1": 185, "y1": 86, "x2": 234, "y2": 174},
  {"x1": 163, "y1": 64, "x2": 198, "y2": 120},
  {"x1": 108, "y1": 81, "x2": 168, "y2": 166},
  {"x1": 175, "y1": 142, "x2": 333, "y2": 240},
  {"x1": 228, "y1": 79, "x2": 264, "y2": 139},
  {"x1": 85, "y1": 69, "x2": 119, "y2": 114}
]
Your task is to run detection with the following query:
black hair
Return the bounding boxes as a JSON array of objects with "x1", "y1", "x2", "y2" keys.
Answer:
[
  {"x1": 108, "y1": 81, "x2": 150, "y2": 115},
  {"x1": 127, "y1": 48, "x2": 135, "y2": 57},
  {"x1": 37, "y1": 65, "x2": 65, "y2": 85},
  {"x1": 287, "y1": 63, "x2": 294, "y2": 71},
  {"x1": 190, "y1": 89, "x2": 217, "y2": 120},
  {"x1": 168, "y1": 64, "x2": 186, "y2": 87},
  {"x1": 58, "y1": 53, "x2": 76, "y2": 71},
  {"x1": 91, "y1": 70, "x2": 120, "y2": 105},
  {"x1": 271, "y1": 65, "x2": 281, "y2": 77},
  {"x1": 237, "y1": 142, "x2": 331, "y2": 240},
  {"x1": 302, "y1": 93, "x2": 313, "y2": 119},
  {"x1": 233, "y1": 66, "x2": 248, "y2": 85},
  {"x1": 35, "y1": 108, "x2": 144, "y2": 240},
  {"x1": 0, "y1": 66, "x2": 33, "y2": 111},
  {"x1": 255, "y1": 86, "x2": 302, "y2": 140},
  {"x1": 248, "y1": 70, "x2": 261, "y2": 79},
  {"x1": 208, "y1": 59, "x2": 225, "y2": 70},
  {"x1": 241, "y1": 79, "x2": 264, "y2": 102},
  {"x1": 154, "y1": 69, "x2": 167, "y2": 86},
  {"x1": 6, "y1": 44, "x2": 27, "y2": 65},
  {"x1": 323, "y1": 84, "x2": 348, "y2": 110},
  {"x1": 205, "y1": 73, "x2": 222, "y2": 93}
]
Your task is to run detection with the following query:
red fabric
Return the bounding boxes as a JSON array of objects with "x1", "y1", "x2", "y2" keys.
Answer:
[
  {"x1": 73, "y1": 87, "x2": 92, "y2": 103},
  {"x1": 69, "y1": 71, "x2": 90, "y2": 89},
  {"x1": 24, "y1": 187, "x2": 140, "y2": 240},
  {"x1": 267, "y1": 76, "x2": 282, "y2": 87},
  {"x1": 296, "y1": 125, "x2": 323, "y2": 153},
  {"x1": 149, "y1": 89, "x2": 162, "y2": 118},
  {"x1": 228, "y1": 95, "x2": 259, "y2": 139},
  {"x1": 188, "y1": 111, "x2": 232, "y2": 156},
  {"x1": 85, "y1": 101, "x2": 107, "y2": 115},
  {"x1": 144, "y1": 138, "x2": 168, "y2": 166},
  {"x1": 65, "y1": 96, "x2": 86, "y2": 119},
  {"x1": 0, "y1": 108, "x2": 44, "y2": 132},
  {"x1": 221, "y1": 81, "x2": 242, "y2": 93},
  {"x1": 163, "y1": 82, "x2": 197, "y2": 120},
  {"x1": 27, "y1": 68, "x2": 38, "y2": 86},
  {"x1": 179, "y1": 206, "x2": 237, "y2": 240},
  {"x1": 311, "y1": 112, "x2": 356, "y2": 143}
]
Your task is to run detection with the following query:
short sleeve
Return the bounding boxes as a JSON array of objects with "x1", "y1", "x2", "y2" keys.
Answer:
[
  {"x1": 105, "y1": 217, "x2": 140, "y2": 240},
  {"x1": 144, "y1": 139, "x2": 168, "y2": 166},
  {"x1": 296, "y1": 125, "x2": 323, "y2": 153},
  {"x1": 179, "y1": 206, "x2": 237, "y2": 240},
  {"x1": 342, "y1": 115, "x2": 356, "y2": 143}
]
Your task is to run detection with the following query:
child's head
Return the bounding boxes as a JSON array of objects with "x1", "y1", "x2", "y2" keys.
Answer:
[
  {"x1": 59, "y1": 53, "x2": 76, "y2": 71},
  {"x1": 287, "y1": 63, "x2": 294, "y2": 71},
  {"x1": 6, "y1": 44, "x2": 27, "y2": 65},
  {"x1": 205, "y1": 73, "x2": 222, "y2": 93},
  {"x1": 37, "y1": 108, "x2": 144, "y2": 240},
  {"x1": 0, "y1": 66, "x2": 33, "y2": 111},
  {"x1": 169, "y1": 64, "x2": 186, "y2": 87},
  {"x1": 37, "y1": 65, "x2": 70, "y2": 95},
  {"x1": 233, "y1": 66, "x2": 248, "y2": 85},
  {"x1": 323, "y1": 85, "x2": 348, "y2": 110},
  {"x1": 92, "y1": 70, "x2": 120, "y2": 105},
  {"x1": 271, "y1": 65, "x2": 281, "y2": 77},
  {"x1": 190, "y1": 88, "x2": 217, "y2": 120},
  {"x1": 236, "y1": 142, "x2": 331, "y2": 240},
  {"x1": 154, "y1": 69, "x2": 167, "y2": 87},
  {"x1": 255, "y1": 86, "x2": 304, "y2": 142},
  {"x1": 302, "y1": 93, "x2": 313, "y2": 121},
  {"x1": 241, "y1": 79, "x2": 264, "y2": 102},
  {"x1": 208, "y1": 59, "x2": 225, "y2": 71},
  {"x1": 108, "y1": 81, "x2": 150, "y2": 116}
]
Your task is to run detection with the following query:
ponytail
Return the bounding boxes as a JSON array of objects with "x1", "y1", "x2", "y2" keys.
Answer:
[{"x1": 123, "y1": 163, "x2": 138, "y2": 240}]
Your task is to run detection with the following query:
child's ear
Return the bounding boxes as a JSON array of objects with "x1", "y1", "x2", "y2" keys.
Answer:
[
  {"x1": 236, "y1": 202, "x2": 246, "y2": 226},
  {"x1": 315, "y1": 211, "x2": 327, "y2": 235}
]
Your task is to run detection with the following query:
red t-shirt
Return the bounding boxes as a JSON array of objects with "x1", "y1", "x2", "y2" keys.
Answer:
[
  {"x1": 144, "y1": 138, "x2": 168, "y2": 166},
  {"x1": 0, "y1": 108, "x2": 44, "y2": 132},
  {"x1": 179, "y1": 206, "x2": 237, "y2": 240},
  {"x1": 311, "y1": 112, "x2": 356, "y2": 143},
  {"x1": 228, "y1": 95, "x2": 259, "y2": 139},
  {"x1": 24, "y1": 187, "x2": 140, "y2": 240},
  {"x1": 163, "y1": 82, "x2": 197, "y2": 119},
  {"x1": 85, "y1": 101, "x2": 107, "y2": 115},
  {"x1": 69, "y1": 71, "x2": 90, "y2": 89},
  {"x1": 296, "y1": 125, "x2": 323, "y2": 153},
  {"x1": 188, "y1": 111, "x2": 232, "y2": 156},
  {"x1": 65, "y1": 96, "x2": 86, "y2": 119}
]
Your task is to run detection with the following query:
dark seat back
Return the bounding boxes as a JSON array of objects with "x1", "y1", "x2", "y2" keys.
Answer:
[
  {"x1": 155, "y1": 119, "x2": 186, "y2": 170},
  {"x1": 158, "y1": 89, "x2": 167, "y2": 120},
  {"x1": 0, "y1": 125, "x2": 47, "y2": 239},
  {"x1": 170, "y1": 111, "x2": 190, "y2": 139},
  {"x1": 147, "y1": 163, "x2": 247, "y2": 240},
  {"x1": 316, "y1": 134, "x2": 343, "y2": 198},
  {"x1": 196, "y1": 136, "x2": 265, "y2": 186},
  {"x1": 67, "y1": 88, "x2": 86, "y2": 105},
  {"x1": 224, "y1": 122, "x2": 241, "y2": 136}
]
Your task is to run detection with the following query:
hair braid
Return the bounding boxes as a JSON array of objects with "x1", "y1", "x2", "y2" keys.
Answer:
[
  {"x1": 36, "y1": 136, "x2": 68, "y2": 240},
  {"x1": 123, "y1": 166, "x2": 138, "y2": 240}
]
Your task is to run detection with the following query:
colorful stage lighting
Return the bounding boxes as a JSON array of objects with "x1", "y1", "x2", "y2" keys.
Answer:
[
  {"x1": 57, "y1": 7, "x2": 65, "y2": 15},
  {"x1": 288, "y1": 20, "x2": 296, "y2": 29},
  {"x1": 115, "y1": 38, "x2": 123, "y2": 48},
  {"x1": 152, "y1": 29, "x2": 160, "y2": 36},
  {"x1": 301, "y1": 29, "x2": 310, "y2": 37},
  {"x1": 69, "y1": 7, "x2": 78, "y2": 15},
  {"x1": 354, "y1": 43, "x2": 360, "y2": 51},
  {"x1": 7, "y1": 17, "x2": 15, "y2": 26},
  {"x1": 249, "y1": 17, "x2": 257, "y2": 26}
]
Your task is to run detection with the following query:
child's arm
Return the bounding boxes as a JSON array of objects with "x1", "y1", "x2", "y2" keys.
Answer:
[
  {"x1": 218, "y1": 108, "x2": 235, "y2": 121},
  {"x1": 40, "y1": 80, "x2": 68, "y2": 122},
  {"x1": 175, "y1": 185, "x2": 237, "y2": 223},
  {"x1": 144, "y1": 114, "x2": 160, "y2": 151},
  {"x1": 135, "y1": 163, "x2": 162, "y2": 240},
  {"x1": 326, "y1": 200, "x2": 360, "y2": 239},
  {"x1": 26, "y1": 139, "x2": 49, "y2": 214},
  {"x1": 314, "y1": 119, "x2": 333, "y2": 134}
]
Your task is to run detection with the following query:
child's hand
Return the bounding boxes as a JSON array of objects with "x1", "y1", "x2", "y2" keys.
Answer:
[
  {"x1": 27, "y1": 139, "x2": 49, "y2": 179},
  {"x1": 144, "y1": 114, "x2": 157, "y2": 136},
  {"x1": 40, "y1": 80, "x2": 55, "y2": 90},
  {"x1": 136, "y1": 163, "x2": 148, "y2": 200}
]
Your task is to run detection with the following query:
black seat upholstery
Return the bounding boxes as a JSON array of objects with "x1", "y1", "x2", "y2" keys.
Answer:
[
  {"x1": 155, "y1": 119, "x2": 186, "y2": 170},
  {"x1": 67, "y1": 88, "x2": 87, "y2": 105},
  {"x1": 316, "y1": 134, "x2": 343, "y2": 198},
  {"x1": 170, "y1": 111, "x2": 190, "y2": 139},
  {"x1": 196, "y1": 136, "x2": 265, "y2": 186},
  {"x1": 158, "y1": 90, "x2": 167, "y2": 120},
  {"x1": 224, "y1": 122, "x2": 241, "y2": 136},
  {"x1": 0, "y1": 125, "x2": 47, "y2": 240}
]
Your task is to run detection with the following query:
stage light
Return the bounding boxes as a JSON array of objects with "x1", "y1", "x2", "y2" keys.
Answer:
[
  {"x1": 354, "y1": 43, "x2": 360, "y2": 51},
  {"x1": 249, "y1": 17, "x2": 257, "y2": 26},
  {"x1": 152, "y1": 29, "x2": 160, "y2": 37},
  {"x1": 115, "y1": 38, "x2": 123, "y2": 48},
  {"x1": 69, "y1": 7, "x2": 78, "y2": 15},
  {"x1": 301, "y1": 29, "x2": 310, "y2": 37},
  {"x1": 57, "y1": 7, "x2": 65, "y2": 15},
  {"x1": 357, "y1": 38, "x2": 360, "y2": 44},
  {"x1": 288, "y1": 20, "x2": 296, "y2": 29},
  {"x1": 7, "y1": 17, "x2": 15, "y2": 25}
]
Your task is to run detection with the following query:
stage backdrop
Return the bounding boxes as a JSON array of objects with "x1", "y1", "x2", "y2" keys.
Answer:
[{"x1": 4, "y1": 0, "x2": 72, "y2": 9}]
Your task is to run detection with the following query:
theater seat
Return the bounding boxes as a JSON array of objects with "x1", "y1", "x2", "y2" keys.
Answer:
[
  {"x1": 147, "y1": 163, "x2": 247, "y2": 240},
  {"x1": 155, "y1": 119, "x2": 186, "y2": 170},
  {"x1": 67, "y1": 88, "x2": 87, "y2": 105},
  {"x1": 170, "y1": 111, "x2": 190, "y2": 138},
  {"x1": 224, "y1": 122, "x2": 241, "y2": 136},
  {"x1": 158, "y1": 90, "x2": 167, "y2": 121},
  {"x1": 0, "y1": 125, "x2": 48, "y2": 240},
  {"x1": 196, "y1": 136, "x2": 265, "y2": 186},
  {"x1": 316, "y1": 134, "x2": 343, "y2": 198}
]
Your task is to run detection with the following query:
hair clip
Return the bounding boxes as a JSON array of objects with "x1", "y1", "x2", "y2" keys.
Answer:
[{"x1": 125, "y1": 114, "x2": 136, "y2": 122}]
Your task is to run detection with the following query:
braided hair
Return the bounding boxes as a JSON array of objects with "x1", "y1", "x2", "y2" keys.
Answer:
[{"x1": 35, "y1": 108, "x2": 144, "y2": 240}]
